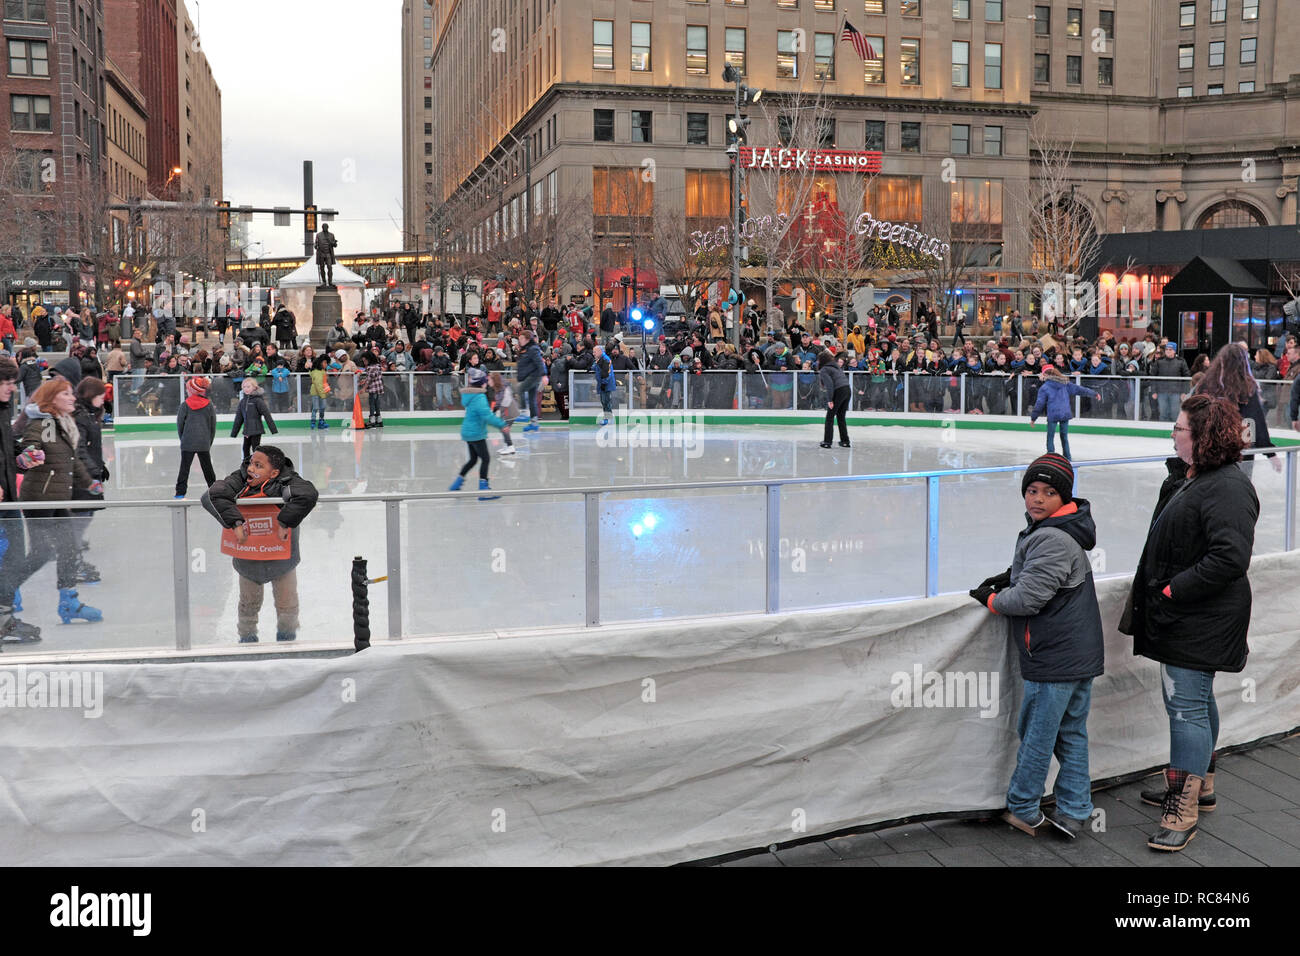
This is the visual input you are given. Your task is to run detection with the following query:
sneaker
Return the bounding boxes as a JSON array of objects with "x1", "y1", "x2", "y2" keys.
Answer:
[
  {"x1": 1001, "y1": 809, "x2": 1046, "y2": 837},
  {"x1": 1046, "y1": 810, "x2": 1086, "y2": 839},
  {"x1": 838, "y1": 441, "x2": 851, "y2": 448},
  {"x1": 499, "y1": 445, "x2": 516, "y2": 455},
  {"x1": 598, "y1": 419, "x2": 610, "y2": 426},
  {"x1": 275, "y1": 631, "x2": 296, "y2": 642},
  {"x1": 819, "y1": 441, "x2": 833, "y2": 448},
  {"x1": 239, "y1": 634, "x2": 259, "y2": 644},
  {"x1": 523, "y1": 422, "x2": 540, "y2": 432},
  {"x1": 173, "y1": 493, "x2": 186, "y2": 499}
]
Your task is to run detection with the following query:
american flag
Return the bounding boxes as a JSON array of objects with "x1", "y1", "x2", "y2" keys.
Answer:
[{"x1": 840, "y1": 21, "x2": 879, "y2": 61}]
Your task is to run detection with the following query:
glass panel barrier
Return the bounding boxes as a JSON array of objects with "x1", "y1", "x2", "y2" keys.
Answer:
[
  {"x1": 779, "y1": 478, "x2": 928, "y2": 608},
  {"x1": 598, "y1": 487, "x2": 766, "y2": 622}
]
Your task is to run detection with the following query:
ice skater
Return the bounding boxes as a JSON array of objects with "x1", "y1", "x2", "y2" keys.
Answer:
[
  {"x1": 818, "y1": 350, "x2": 851, "y2": 448},
  {"x1": 175, "y1": 376, "x2": 217, "y2": 498},
  {"x1": 1029, "y1": 366, "x2": 1101, "y2": 462},
  {"x1": 231, "y1": 376, "x2": 278, "y2": 464},
  {"x1": 487, "y1": 370, "x2": 517, "y2": 457},
  {"x1": 449, "y1": 367, "x2": 510, "y2": 497}
]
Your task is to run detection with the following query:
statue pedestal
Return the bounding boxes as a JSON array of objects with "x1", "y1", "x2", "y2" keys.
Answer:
[{"x1": 310, "y1": 286, "x2": 342, "y2": 349}]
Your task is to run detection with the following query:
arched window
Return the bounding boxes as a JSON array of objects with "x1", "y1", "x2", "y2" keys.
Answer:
[{"x1": 1196, "y1": 200, "x2": 1266, "y2": 229}]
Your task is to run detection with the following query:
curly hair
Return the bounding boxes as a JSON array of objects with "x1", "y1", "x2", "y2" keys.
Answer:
[
  {"x1": 1197, "y1": 343, "x2": 1257, "y2": 405},
  {"x1": 1181, "y1": 394, "x2": 1245, "y2": 469}
]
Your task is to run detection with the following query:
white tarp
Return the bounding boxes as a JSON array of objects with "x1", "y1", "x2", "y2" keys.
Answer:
[{"x1": 1, "y1": 552, "x2": 1298, "y2": 866}]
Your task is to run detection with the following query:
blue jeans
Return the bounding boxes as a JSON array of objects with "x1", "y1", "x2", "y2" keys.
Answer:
[
  {"x1": 1157, "y1": 392, "x2": 1181, "y2": 422},
  {"x1": 310, "y1": 395, "x2": 325, "y2": 418},
  {"x1": 598, "y1": 389, "x2": 613, "y2": 416},
  {"x1": 435, "y1": 380, "x2": 453, "y2": 408},
  {"x1": 1045, "y1": 420, "x2": 1072, "y2": 460},
  {"x1": 1160, "y1": 664, "x2": 1218, "y2": 777},
  {"x1": 523, "y1": 385, "x2": 540, "y2": 420},
  {"x1": 1007, "y1": 677, "x2": 1094, "y2": 822}
]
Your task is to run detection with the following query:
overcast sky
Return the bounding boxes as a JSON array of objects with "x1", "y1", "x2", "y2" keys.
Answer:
[{"x1": 192, "y1": 0, "x2": 403, "y2": 260}]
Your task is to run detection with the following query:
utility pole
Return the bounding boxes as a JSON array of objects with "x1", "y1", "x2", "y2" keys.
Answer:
[{"x1": 723, "y1": 64, "x2": 761, "y2": 347}]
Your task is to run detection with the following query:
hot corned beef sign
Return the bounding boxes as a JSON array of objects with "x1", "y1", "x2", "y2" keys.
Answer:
[{"x1": 739, "y1": 146, "x2": 883, "y2": 173}]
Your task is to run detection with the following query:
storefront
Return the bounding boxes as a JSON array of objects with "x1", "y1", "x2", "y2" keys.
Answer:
[{"x1": 4, "y1": 270, "x2": 88, "y2": 316}]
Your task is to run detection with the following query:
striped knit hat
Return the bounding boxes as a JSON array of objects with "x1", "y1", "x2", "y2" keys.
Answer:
[
  {"x1": 1022, "y1": 453, "x2": 1074, "y2": 501},
  {"x1": 186, "y1": 376, "x2": 209, "y2": 397}
]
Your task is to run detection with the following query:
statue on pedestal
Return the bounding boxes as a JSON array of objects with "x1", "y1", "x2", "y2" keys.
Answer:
[{"x1": 315, "y1": 223, "x2": 338, "y2": 288}]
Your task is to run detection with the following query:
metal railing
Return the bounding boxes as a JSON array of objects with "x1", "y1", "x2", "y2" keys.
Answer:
[
  {"x1": 2, "y1": 444, "x2": 1295, "y2": 655},
  {"x1": 567, "y1": 369, "x2": 1300, "y2": 429}
]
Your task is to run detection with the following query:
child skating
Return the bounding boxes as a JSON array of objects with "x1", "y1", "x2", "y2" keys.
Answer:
[
  {"x1": 308, "y1": 354, "x2": 330, "y2": 429},
  {"x1": 1029, "y1": 366, "x2": 1101, "y2": 462},
  {"x1": 487, "y1": 370, "x2": 517, "y2": 457},
  {"x1": 450, "y1": 367, "x2": 510, "y2": 499}
]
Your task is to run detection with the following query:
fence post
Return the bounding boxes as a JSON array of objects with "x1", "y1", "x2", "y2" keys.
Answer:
[
  {"x1": 925, "y1": 475, "x2": 941, "y2": 598},
  {"x1": 736, "y1": 369, "x2": 743, "y2": 411},
  {"x1": 765, "y1": 484, "x2": 780, "y2": 614},
  {"x1": 903, "y1": 371, "x2": 910, "y2": 412},
  {"x1": 584, "y1": 491, "x2": 600, "y2": 626},
  {"x1": 171, "y1": 504, "x2": 191, "y2": 651},
  {"x1": 384, "y1": 499, "x2": 402, "y2": 639},
  {"x1": 959, "y1": 374, "x2": 966, "y2": 415},
  {"x1": 408, "y1": 371, "x2": 416, "y2": 412},
  {"x1": 682, "y1": 369, "x2": 689, "y2": 411},
  {"x1": 1133, "y1": 376, "x2": 1141, "y2": 422},
  {"x1": 1016, "y1": 375, "x2": 1023, "y2": 417}
]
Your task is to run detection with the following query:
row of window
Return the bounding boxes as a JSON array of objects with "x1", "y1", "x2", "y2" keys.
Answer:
[
  {"x1": 10, "y1": 93, "x2": 50, "y2": 131},
  {"x1": 6, "y1": 38, "x2": 46, "y2": 76},
  {"x1": 1178, "y1": 38, "x2": 1257, "y2": 68},
  {"x1": 1033, "y1": 52, "x2": 1113, "y2": 86},
  {"x1": 1032, "y1": 6, "x2": 1112, "y2": 40},
  {"x1": 3, "y1": 0, "x2": 45, "y2": 21},
  {"x1": 591, "y1": 108, "x2": 1004, "y2": 156},
  {"x1": 1178, "y1": 81, "x2": 1256, "y2": 96},
  {"x1": 1179, "y1": 0, "x2": 1259, "y2": 27}
]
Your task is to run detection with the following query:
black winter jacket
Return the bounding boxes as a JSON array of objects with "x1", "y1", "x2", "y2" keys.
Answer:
[
  {"x1": 177, "y1": 399, "x2": 218, "y2": 452},
  {"x1": 230, "y1": 391, "x2": 277, "y2": 439},
  {"x1": 0, "y1": 396, "x2": 18, "y2": 503},
  {"x1": 1121, "y1": 458, "x2": 1258, "y2": 673}
]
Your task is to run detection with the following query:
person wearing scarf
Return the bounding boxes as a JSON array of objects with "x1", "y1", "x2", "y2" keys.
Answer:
[{"x1": 175, "y1": 376, "x2": 218, "y2": 498}]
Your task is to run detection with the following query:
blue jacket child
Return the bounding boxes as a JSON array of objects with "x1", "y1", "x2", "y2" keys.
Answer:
[
  {"x1": 450, "y1": 366, "x2": 509, "y2": 494},
  {"x1": 1030, "y1": 369, "x2": 1099, "y2": 424}
]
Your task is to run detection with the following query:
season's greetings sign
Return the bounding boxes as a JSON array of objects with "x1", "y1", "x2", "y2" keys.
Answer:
[{"x1": 690, "y1": 210, "x2": 949, "y2": 262}]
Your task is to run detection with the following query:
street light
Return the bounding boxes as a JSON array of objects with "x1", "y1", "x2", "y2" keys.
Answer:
[{"x1": 723, "y1": 63, "x2": 762, "y2": 347}]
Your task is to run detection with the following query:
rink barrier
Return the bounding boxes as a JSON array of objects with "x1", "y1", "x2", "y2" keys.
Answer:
[{"x1": 1, "y1": 444, "x2": 1296, "y2": 657}]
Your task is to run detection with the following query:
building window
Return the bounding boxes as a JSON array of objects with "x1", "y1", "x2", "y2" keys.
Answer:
[
  {"x1": 1207, "y1": 83, "x2": 1223, "y2": 95},
  {"x1": 1098, "y1": 57, "x2": 1113, "y2": 86},
  {"x1": 985, "y1": 0, "x2": 1002, "y2": 21},
  {"x1": 1178, "y1": 45, "x2": 1193, "y2": 70},
  {"x1": 424, "y1": 162, "x2": 432, "y2": 174},
  {"x1": 593, "y1": 109, "x2": 614, "y2": 142},
  {"x1": 423, "y1": 15, "x2": 431, "y2": 29},
  {"x1": 687, "y1": 112, "x2": 709, "y2": 145},
  {"x1": 686, "y1": 25, "x2": 707, "y2": 74},
  {"x1": 1177, "y1": 85, "x2": 1193, "y2": 97},
  {"x1": 4, "y1": 0, "x2": 46, "y2": 21},
  {"x1": 631, "y1": 110, "x2": 652, "y2": 143},
  {"x1": 685, "y1": 170, "x2": 730, "y2": 225},
  {"x1": 951, "y1": 124, "x2": 969, "y2": 155},
  {"x1": 1066, "y1": 8, "x2": 1081, "y2": 37},
  {"x1": 1034, "y1": 52, "x2": 1050, "y2": 83},
  {"x1": 1179, "y1": 2, "x2": 1194, "y2": 27},
  {"x1": 1197, "y1": 200, "x2": 1265, "y2": 229},
  {"x1": 814, "y1": 32, "x2": 834, "y2": 79},
  {"x1": 900, "y1": 37, "x2": 920, "y2": 84},
  {"x1": 777, "y1": 31, "x2": 799, "y2": 78},
  {"x1": 1066, "y1": 54, "x2": 1081, "y2": 84},
  {"x1": 1210, "y1": 0, "x2": 1225, "y2": 22},
  {"x1": 870, "y1": 175, "x2": 923, "y2": 223},
  {"x1": 630, "y1": 22, "x2": 651, "y2": 71},
  {"x1": 952, "y1": 41, "x2": 969, "y2": 87},
  {"x1": 866, "y1": 0, "x2": 884, "y2": 11},
  {"x1": 775, "y1": 0, "x2": 796, "y2": 6},
  {"x1": 901, "y1": 0, "x2": 920, "y2": 16},
  {"x1": 1243, "y1": 0, "x2": 1259, "y2": 20},
  {"x1": 984, "y1": 124, "x2": 1002, "y2": 156},
  {"x1": 725, "y1": 27, "x2": 746, "y2": 75},
  {"x1": 813, "y1": 0, "x2": 834, "y2": 9},
  {"x1": 984, "y1": 42, "x2": 1002, "y2": 89},
  {"x1": 424, "y1": 142, "x2": 432, "y2": 155},
  {"x1": 1034, "y1": 5, "x2": 1050, "y2": 35},
  {"x1": 424, "y1": 96, "x2": 431, "y2": 109},
  {"x1": 818, "y1": 117, "x2": 835, "y2": 147},
  {"x1": 953, "y1": 0, "x2": 969, "y2": 18},
  {"x1": 423, "y1": 36, "x2": 432, "y2": 50},
  {"x1": 1241, "y1": 37, "x2": 1256, "y2": 64},
  {"x1": 1098, "y1": 9, "x2": 1114, "y2": 40},
  {"x1": 1209, "y1": 41, "x2": 1224, "y2": 68},
  {"x1": 1238, "y1": 80, "x2": 1255, "y2": 93},
  {"x1": 10, "y1": 94, "x2": 50, "y2": 131},
  {"x1": 6, "y1": 39, "x2": 48, "y2": 76},
  {"x1": 865, "y1": 119, "x2": 885, "y2": 151},
  {"x1": 424, "y1": 122, "x2": 432, "y2": 134},
  {"x1": 864, "y1": 36, "x2": 885, "y2": 82},
  {"x1": 592, "y1": 20, "x2": 613, "y2": 70},
  {"x1": 901, "y1": 121, "x2": 921, "y2": 153}
]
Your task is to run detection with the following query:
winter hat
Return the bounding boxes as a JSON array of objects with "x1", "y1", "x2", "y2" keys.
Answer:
[
  {"x1": 186, "y1": 376, "x2": 209, "y2": 397},
  {"x1": 1022, "y1": 453, "x2": 1074, "y2": 502},
  {"x1": 334, "y1": 349, "x2": 347, "y2": 359},
  {"x1": 467, "y1": 366, "x2": 487, "y2": 387}
]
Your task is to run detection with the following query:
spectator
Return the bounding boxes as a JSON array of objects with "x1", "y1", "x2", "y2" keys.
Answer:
[{"x1": 1150, "y1": 343, "x2": 1190, "y2": 421}]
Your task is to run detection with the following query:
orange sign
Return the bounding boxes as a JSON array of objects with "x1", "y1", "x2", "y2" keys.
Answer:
[{"x1": 220, "y1": 503, "x2": 292, "y2": 560}]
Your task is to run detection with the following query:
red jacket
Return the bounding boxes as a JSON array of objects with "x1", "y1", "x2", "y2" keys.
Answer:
[{"x1": 0, "y1": 315, "x2": 14, "y2": 341}]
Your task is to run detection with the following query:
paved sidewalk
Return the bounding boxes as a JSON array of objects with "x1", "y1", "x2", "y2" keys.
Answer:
[{"x1": 714, "y1": 735, "x2": 1300, "y2": 867}]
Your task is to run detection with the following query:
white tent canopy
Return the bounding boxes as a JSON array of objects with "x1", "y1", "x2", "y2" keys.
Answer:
[{"x1": 277, "y1": 255, "x2": 366, "y2": 339}]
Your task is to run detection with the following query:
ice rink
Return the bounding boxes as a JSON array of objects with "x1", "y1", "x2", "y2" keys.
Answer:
[{"x1": 5, "y1": 420, "x2": 1293, "y2": 657}]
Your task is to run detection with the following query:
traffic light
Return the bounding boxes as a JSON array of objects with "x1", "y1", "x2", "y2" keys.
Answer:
[
  {"x1": 217, "y1": 200, "x2": 230, "y2": 230},
  {"x1": 583, "y1": 288, "x2": 592, "y2": 298},
  {"x1": 304, "y1": 204, "x2": 317, "y2": 233}
]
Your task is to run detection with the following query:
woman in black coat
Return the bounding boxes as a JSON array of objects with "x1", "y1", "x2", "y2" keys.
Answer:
[
  {"x1": 1121, "y1": 394, "x2": 1259, "y2": 852},
  {"x1": 71, "y1": 377, "x2": 109, "y2": 584}
]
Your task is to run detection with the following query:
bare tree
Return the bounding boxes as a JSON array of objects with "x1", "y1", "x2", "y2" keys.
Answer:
[
  {"x1": 486, "y1": 190, "x2": 592, "y2": 308},
  {"x1": 915, "y1": 177, "x2": 1003, "y2": 332},
  {"x1": 651, "y1": 202, "x2": 728, "y2": 318},
  {"x1": 0, "y1": 141, "x2": 64, "y2": 298},
  {"x1": 1010, "y1": 128, "x2": 1106, "y2": 337}
]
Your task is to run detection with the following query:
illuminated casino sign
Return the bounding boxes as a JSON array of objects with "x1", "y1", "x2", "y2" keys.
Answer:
[{"x1": 738, "y1": 147, "x2": 884, "y2": 173}]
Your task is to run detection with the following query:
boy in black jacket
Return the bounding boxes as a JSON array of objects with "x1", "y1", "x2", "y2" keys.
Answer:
[
  {"x1": 971, "y1": 453, "x2": 1104, "y2": 840},
  {"x1": 202, "y1": 445, "x2": 318, "y2": 643}
]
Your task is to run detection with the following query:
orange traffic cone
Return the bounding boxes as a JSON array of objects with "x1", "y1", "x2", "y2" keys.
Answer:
[{"x1": 352, "y1": 390, "x2": 366, "y2": 429}]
